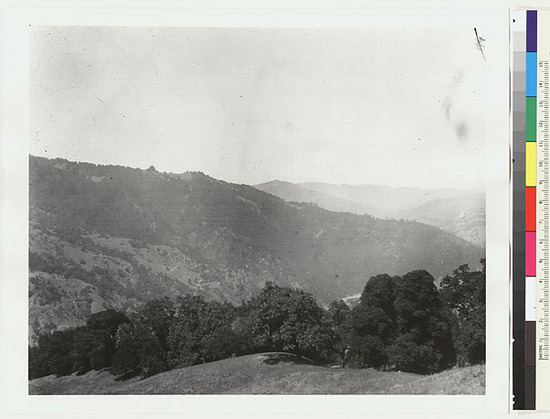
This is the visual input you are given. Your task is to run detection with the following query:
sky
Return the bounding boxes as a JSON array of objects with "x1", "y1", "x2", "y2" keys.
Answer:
[{"x1": 30, "y1": 25, "x2": 487, "y2": 190}]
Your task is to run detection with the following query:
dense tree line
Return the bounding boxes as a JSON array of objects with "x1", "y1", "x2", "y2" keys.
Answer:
[{"x1": 29, "y1": 262, "x2": 485, "y2": 380}]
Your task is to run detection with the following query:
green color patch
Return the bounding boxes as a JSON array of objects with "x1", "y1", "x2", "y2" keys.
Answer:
[{"x1": 526, "y1": 96, "x2": 537, "y2": 141}]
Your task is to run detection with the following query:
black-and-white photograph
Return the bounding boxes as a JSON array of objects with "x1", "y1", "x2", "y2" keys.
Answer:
[{"x1": 27, "y1": 23, "x2": 489, "y2": 396}]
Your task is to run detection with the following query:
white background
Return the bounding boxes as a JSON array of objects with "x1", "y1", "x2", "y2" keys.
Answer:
[{"x1": 2, "y1": 2, "x2": 511, "y2": 418}]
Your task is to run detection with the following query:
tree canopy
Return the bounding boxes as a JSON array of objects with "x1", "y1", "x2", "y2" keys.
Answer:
[
  {"x1": 440, "y1": 260, "x2": 486, "y2": 365},
  {"x1": 29, "y1": 263, "x2": 485, "y2": 380},
  {"x1": 248, "y1": 282, "x2": 337, "y2": 363}
]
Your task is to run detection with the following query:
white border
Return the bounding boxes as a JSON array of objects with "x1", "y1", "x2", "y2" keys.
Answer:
[{"x1": 2, "y1": 6, "x2": 510, "y2": 418}]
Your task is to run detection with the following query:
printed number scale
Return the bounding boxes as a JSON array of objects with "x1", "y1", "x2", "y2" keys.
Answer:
[{"x1": 536, "y1": 9, "x2": 550, "y2": 411}]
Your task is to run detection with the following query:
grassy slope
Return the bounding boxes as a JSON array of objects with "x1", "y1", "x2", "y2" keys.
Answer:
[{"x1": 29, "y1": 352, "x2": 485, "y2": 395}]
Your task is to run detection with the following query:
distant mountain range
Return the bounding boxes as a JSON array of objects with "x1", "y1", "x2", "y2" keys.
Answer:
[
  {"x1": 255, "y1": 180, "x2": 485, "y2": 246},
  {"x1": 29, "y1": 156, "x2": 484, "y2": 342}
]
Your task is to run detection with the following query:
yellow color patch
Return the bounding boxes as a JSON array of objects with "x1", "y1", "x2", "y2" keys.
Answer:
[{"x1": 526, "y1": 142, "x2": 537, "y2": 187}]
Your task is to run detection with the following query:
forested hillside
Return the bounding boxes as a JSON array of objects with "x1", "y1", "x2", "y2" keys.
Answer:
[
  {"x1": 29, "y1": 263, "x2": 486, "y2": 385},
  {"x1": 29, "y1": 156, "x2": 483, "y2": 340},
  {"x1": 255, "y1": 180, "x2": 485, "y2": 246}
]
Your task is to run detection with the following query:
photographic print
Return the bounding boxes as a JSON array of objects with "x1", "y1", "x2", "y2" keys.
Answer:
[{"x1": 26, "y1": 23, "x2": 489, "y2": 397}]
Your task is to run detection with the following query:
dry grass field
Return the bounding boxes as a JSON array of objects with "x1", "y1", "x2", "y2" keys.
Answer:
[{"x1": 29, "y1": 352, "x2": 485, "y2": 395}]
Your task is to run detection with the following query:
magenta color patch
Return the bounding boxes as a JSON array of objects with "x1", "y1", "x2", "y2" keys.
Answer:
[{"x1": 526, "y1": 231, "x2": 537, "y2": 276}]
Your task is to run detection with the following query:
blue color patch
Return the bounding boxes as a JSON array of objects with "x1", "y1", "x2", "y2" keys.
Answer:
[{"x1": 526, "y1": 52, "x2": 537, "y2": 97}]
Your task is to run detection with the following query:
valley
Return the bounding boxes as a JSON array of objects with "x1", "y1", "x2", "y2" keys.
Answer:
[{"x1": 29, "y1": 156, "x2": 484, "y2": 340}]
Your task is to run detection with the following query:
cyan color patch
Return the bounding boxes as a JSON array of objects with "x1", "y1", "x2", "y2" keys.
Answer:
[{"x1": 526, "y1": 52, "x2": 537, "y2": 97}]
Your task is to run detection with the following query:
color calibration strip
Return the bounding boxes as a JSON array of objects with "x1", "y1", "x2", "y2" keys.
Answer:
[
  {"x1": 514, "y1": 9, "x2": 550, "y2": 411},
  {"x1": 512, "y1": 10, "x2": 527, "y2": 410},
  {"x1": 513, "y1": 9, "x2": 538, "y2": 410},
  {"x1": 525, "y1": 9, "x2": 537, "y2": 410}
]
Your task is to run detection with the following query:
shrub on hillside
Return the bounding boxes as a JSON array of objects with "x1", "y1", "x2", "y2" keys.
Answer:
[
  {"x1": 248, "y1": 282, "x2": 337, "y2": 363},
  {"x1": 388, "y1": 333, "x2": 443, "y2": 374},
  {"x1": 166, "y1": 295, "x2": 236, "y2": 368},
  {"x1": 391, "y1": 270, "x2": 456, "y2": 372},
  {"x1": 440, "y1": 260, "x2": 485, "y2": 366},
  {"x1": 352, "y1": 335, "x2": 387, "y2": 368},
  {"x1": 29, "y1": 309, "x2": 129, "y2": 379},
  {"x1": 344, "y1": 274, "x2": 399, "y2": 368}
]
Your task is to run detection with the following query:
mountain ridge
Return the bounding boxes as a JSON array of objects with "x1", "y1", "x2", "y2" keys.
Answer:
[
  {"x1": 29, "y1": 155, "x2": 484, "y2": 342},
  {"x1": 255, "y1": 180, "x2": 485, "y2": 246}
]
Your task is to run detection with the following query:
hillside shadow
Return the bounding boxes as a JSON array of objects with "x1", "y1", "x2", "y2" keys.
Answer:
[{"x1": 260, "y1": 353, "x2": 319, "y2": 366}]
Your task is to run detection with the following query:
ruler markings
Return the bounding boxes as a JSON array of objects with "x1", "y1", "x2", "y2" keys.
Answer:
[{"x1": 536, "y1": 9, "x2": 550, "y2": 410}]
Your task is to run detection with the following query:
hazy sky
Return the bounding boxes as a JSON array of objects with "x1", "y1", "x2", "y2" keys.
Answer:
[{"x1": 30, "y1": 25, "x2": 487, "y2": 190}]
